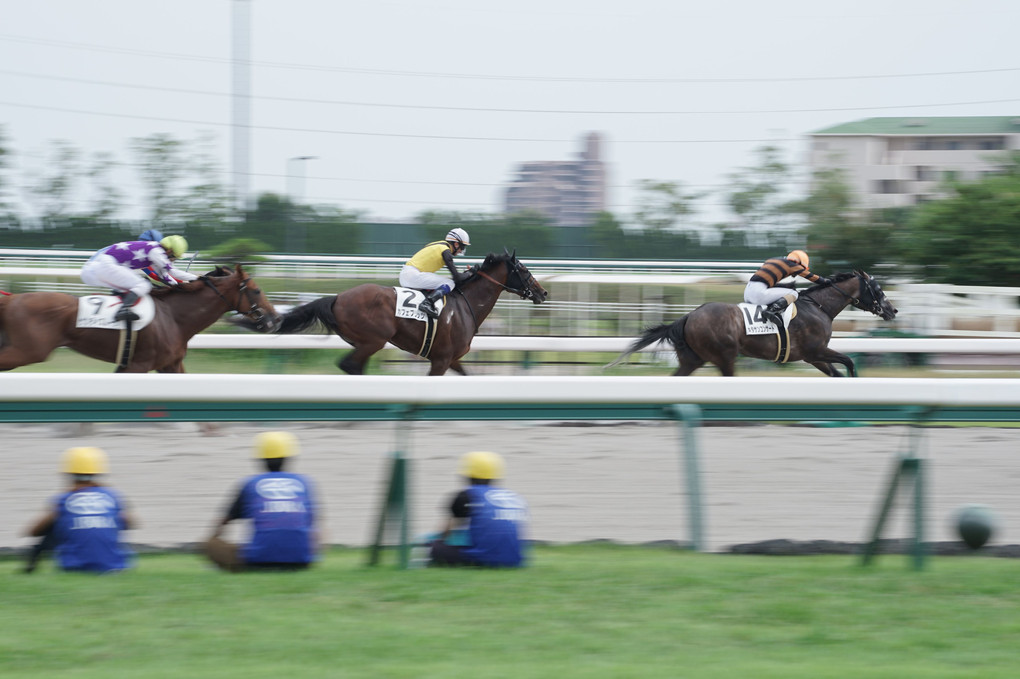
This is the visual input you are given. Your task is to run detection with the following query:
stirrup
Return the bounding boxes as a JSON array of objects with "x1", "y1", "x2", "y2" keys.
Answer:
[{"x1": 419, "y1": 301, "x2": 438, "y2": 318}]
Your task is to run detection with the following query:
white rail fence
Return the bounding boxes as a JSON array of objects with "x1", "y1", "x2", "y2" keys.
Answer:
[{"x1": 2, "y1": 249, "x2": 1019, "y2": 337}]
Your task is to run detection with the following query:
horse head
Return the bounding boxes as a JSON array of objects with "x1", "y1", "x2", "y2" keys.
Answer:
[
  {"x1": 852, "y1": 270, "x2": 897, "y2": 320},
  {"x1": 472, "y1": 251, "x2": 549, "y2": 304},
  {"x1": 202, "y1": 264, "x2": 282, "y2": 332}
]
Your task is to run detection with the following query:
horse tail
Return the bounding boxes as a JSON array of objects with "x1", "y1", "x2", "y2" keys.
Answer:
[
  {"x1": 605, "y1": 316, "x2": 690, "y2": 369},
  {"x1": 274, "y1": 296, "x2": 340, "y2": 334}
]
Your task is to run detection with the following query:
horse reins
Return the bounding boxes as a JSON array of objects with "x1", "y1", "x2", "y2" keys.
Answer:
[{"x1": 201, "y1": 274, "x2": 272, "y2": 331}]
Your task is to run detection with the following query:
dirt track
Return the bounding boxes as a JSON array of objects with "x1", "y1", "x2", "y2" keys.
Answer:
[{"x1": 3, "y1": 421, "x2": 1016, "y2": 553}]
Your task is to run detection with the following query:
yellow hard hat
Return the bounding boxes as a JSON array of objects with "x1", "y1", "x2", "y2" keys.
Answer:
[
  {"x1": 254, "y1": 431, "x2": 299, "y2": 459},
  {"x1": 787, "y1": 250, "x2": 809, "y2": 268},
  {"x1": 460, "y1": 451, "x2": 504, "y2": 480},
  {"x1": 62, "y1": 447, "x2": 109, "y2": 475},
  {"x1": 160, "y1": 235, "x2": 188, "y2": 259}
]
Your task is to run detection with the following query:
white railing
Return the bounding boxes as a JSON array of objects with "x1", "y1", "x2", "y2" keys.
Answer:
[
  {"x1": 2, "y1": 250, "x2": 1019, "y2": 337},
  {"x1": 186, "y1": 334, "x2": 1020, "y2": 356},
  {"x1": 3, "y1": 373, "x2": 1019, "y2": 408}
]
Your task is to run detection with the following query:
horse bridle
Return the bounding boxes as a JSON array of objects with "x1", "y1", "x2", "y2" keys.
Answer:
[
  {"x1": 202, "y1": 273, "x2": 273, "y2": 331},
  {"x1": 474, "y1": 257, "x2": 540, "y2": 301},
  {"x1": 823, "y1": 273, "x2": 884, "y2": 315}
]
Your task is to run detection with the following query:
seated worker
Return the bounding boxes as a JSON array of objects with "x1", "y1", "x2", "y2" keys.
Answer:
[
  {"x1": 398, "y1": 228, "x2": 471, "y2": 318},
  {"x1": 744, "y1": 249, "x2": 830, "y2": 325},
  {"x1": 429, "y1": 451, "x2": 528, "y2": 568},
  {"x1": 204, "y1": 431, "x2": 319, "y2": 572},
  {"x1": 23, "y1": 447, "x2": 135, "y2": 574},
  {"x1": 80, "y1": 234, "x2": 199, "y2": 321}
]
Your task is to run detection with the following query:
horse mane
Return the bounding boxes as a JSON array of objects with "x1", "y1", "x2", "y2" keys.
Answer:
[
  {"x1": 802, "y1": 271, "x2": 855, "y2": 294},
  {"x1": 151, "y1": 265, "x2": 235, "y2": 298},
  {"x1": 460, "y1": 251, "x2": 516, "y2": 284}
]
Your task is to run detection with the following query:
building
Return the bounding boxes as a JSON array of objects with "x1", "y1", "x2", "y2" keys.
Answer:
[
  {"x1": 809, "y1": 117, "x2": 1020, "y2": 209},
  {"x1": 503, "y1": 132, "x2": 607, "y2": 227}
]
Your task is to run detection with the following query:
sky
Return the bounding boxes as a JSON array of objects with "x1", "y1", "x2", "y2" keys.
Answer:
[{"x1": 1, "y1": 0, "x2": 1019, "y2": 226}]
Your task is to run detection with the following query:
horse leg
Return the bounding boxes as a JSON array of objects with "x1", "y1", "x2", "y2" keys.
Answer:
[
  {"x1": 808, "y1": 361, "x2": 840, "y2": 377},
  {"x1": 428, "y1": 358, "x2": 452, "y2": 376},
  {"x1": 337, "y1": 342, "x2": 386, "y2": 375},
  {"x1": 449, "y1": 358, "x2": 468, "y2": 376},
  {"x1": 808, "y1": 348, "x2": 857, "y2": 377},
  {"x1": 674, "y1": 350, "x2": 705, "y2": 376}
]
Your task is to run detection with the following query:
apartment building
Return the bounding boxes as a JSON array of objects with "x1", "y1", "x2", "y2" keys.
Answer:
[
  {"x1": 503, "y1": 132, "x2": 607, "y2": 227},
  {"x1": 809, "y1": 116, "x2": 1020, "y2": 208}
]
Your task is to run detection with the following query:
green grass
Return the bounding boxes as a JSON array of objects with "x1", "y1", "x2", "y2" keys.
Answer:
[{"x1": 2, "y1": 545, "x2": 1018, "y2": 678}]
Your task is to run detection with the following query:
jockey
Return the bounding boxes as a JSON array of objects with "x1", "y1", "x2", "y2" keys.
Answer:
[
  {"x1": 744, "y1": 249, "x2": 831, "y2": 325},
  {"x1": 137, "y1": 228, "x2": 164, "y2": 283},
  {"x1": 80, "y1": 234, "x2": 200, "y2": 322},
  {"x1": 399, "y1": 228, "x2": 471, "y2": 318}
]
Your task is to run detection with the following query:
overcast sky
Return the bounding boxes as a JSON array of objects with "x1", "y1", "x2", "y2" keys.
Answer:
[{"x1": 2, "y1": 0, "x2": 1018, "y2": 226}]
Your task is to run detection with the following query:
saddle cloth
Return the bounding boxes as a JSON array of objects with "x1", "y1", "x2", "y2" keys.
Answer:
[
  {"x1": 738, "y1": 302, "x2": 796, "y2": 335},
  {"x1": 76, "y1": 294, "x2": 156, "y2": 330},
  {"x1": 393, "y1": 287, "x2": 446, "y2": 321}
]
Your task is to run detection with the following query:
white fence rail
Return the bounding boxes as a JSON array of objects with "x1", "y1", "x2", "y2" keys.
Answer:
[
  {"x1": 2, "y1": 249, "x2": 1020, "y2": 337},
  {"x1": 187, "y1": 334, "x2": 1020, "y2": 355}
]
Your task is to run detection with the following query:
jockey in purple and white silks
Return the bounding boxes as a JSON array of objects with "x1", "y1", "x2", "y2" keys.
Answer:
[{"x1": 80, "y1": 234, "x2": 199, "y2": 321}]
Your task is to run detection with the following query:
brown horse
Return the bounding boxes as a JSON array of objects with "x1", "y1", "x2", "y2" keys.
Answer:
[
  {"x1": 238, "y1": 251, "x2": 549, "y2": 375},
  {"x1": 0, "y1": 264, "x2": 280, "y2": 373},
  {"x1": 608, "y1": 270, "x2": 897, "y2": 377}
]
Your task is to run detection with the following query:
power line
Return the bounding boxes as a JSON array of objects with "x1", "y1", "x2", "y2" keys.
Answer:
[
  {"x1": 2, "y1": 32, "x2": 1018, "y2": 84},
  {"x1": 2, "y1": 68, "x2": 1018, "y2": 116},
  {"x1": 0, "y1": 100, "x2": 799, "y2": 144}
]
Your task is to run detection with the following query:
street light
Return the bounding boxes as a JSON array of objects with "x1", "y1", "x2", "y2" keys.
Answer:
[
  {"x1": 287, "y1": 155, "x2": 318, "y2": 204},
  {"x1": 286, "y1": 156, "x2": 318, "y2": 253}
]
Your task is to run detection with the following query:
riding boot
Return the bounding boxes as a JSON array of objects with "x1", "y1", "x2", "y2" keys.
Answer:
[
  {"x1": 114, "y1": 291, "x2": 141, "y2": 322},
  {"x1": 418, "y1": 289, "x2": 445, "y2": 319},
  {"x1": 761, "y1": 298, "x2": 789, "y2": 326}
]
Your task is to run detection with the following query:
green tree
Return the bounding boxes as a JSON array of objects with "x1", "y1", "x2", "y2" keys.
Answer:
[
  {"x1": 786, "y1": 167, "x2": 912, "y2": 275},
  {"x1": 724, "y1": 144, "x2": 793, "y2": 247},
  {"x1": 0, "y1": 125, "x2": 11, "y2": 218},
  {"x1": 131, "y1": 133, "x2": 187, "y2": 221},
  {"x1": 85, "y1": 151, "x2": 122, "y2": 220},
  {"x1": 632, "y1": 179, "x2": 704, "y2": 232},
  {"x1": 903, "y1": 160, "x2": 1020, "y2": 285},
  {"x1": 25, "y1": 139, "x2": 81, "y2": 222}
]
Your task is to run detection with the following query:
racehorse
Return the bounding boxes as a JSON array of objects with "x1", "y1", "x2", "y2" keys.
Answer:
[
  {"x1": 236, "y1": 251, "x2": 549, "y2": 375},
  {"x1": 608, "y1": 270, "x2": 897, "y2": 377},
  {"x1": 0, "y1": 264, "x2": 280, "y2": 373}
]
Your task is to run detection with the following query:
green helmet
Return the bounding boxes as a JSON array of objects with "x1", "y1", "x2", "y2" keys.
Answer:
[
  {"x1": 62, "y1": 447, "x2": 109, "y2": 475},
  {"x1": 460, "y1": 451, "x2": 504, "y2": 480},
  {"x1": 254, "y1": 431, "x2": 299, "y2": 459},
  {"x1": 160, "y1": 235, "x2": 188, "y2": 259}
]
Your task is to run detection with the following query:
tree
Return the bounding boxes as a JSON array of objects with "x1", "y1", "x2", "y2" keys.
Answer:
[
  {"x1": 131, "y1": 133, "x2": 187, "y2": 221},
  {"x1": 85, "y1": 151, "x2": 122, "y2": 220},
  {"x1": 25, "y1": 139, "x2": 81, "y2": 222},
  {"x1": 632, "y1": 180, "x2": 705, "y2": 232},
  {"x1": 903, "y1": 160, "x2": 1020, "y2": 285},
  {"x1": 724, "y1": 144, "x2": 793, "y2": 247},
  {"x1": 0, "y1": 125, "x2": 11, "y2": 218}
]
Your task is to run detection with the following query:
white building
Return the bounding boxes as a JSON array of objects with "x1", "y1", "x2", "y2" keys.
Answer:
[{"x1": 809, "y1": 117, "x2": 1020, "y2": 209}]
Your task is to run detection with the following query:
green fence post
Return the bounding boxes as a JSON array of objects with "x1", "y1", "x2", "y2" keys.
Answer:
[
  {"x1": 861, "y1": 407, "x2": 933, "y2": 570},
  {"x1": 667, "y1": 404, "x2": 704, "y2": 552},
  {"x1": 367, "y1": 404, "x2": 416, "y2": 568}
]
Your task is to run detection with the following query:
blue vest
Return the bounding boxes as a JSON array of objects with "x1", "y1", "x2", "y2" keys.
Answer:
[
  {"x1": 239, "y1": 472, "x2": 316, "y2": 564},
  {"x1": 53, "y1": 486, "x2": 131, "y2": 573},
  {"x1": 463, "y1": 485, "x2": 528, "y2": 567}
]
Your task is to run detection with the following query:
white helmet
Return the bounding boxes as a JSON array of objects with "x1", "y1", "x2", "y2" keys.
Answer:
[{"x1": 446, "y1": 228, "x2": 470, "y2": 246}]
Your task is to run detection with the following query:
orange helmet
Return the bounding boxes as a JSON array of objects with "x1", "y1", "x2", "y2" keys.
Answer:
[{"x1": 787, "y1": 250, "x2": 809, "y2": 268}]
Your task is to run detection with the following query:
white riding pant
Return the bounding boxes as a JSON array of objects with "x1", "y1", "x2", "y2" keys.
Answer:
[
  {"x1": 81, "y1": 254, "x2": 153, "y2": 297},
  {"x1": 399, "y1": 265, "x2": 452, "y2": 293},
  {"x1": 744, "y1": 280, "x2": 798, "y2": 306}
]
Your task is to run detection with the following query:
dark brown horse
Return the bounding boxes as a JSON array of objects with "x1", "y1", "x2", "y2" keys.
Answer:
[
  {"x1": 609, "y1": 270, "x2": 897, "y2": 377},
  {"x1": 0, "y1": 264, "x2": 280, "y2": 373},
  {"x1": 238, "y1": 251, "x2": 548, "y2": 375}
]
